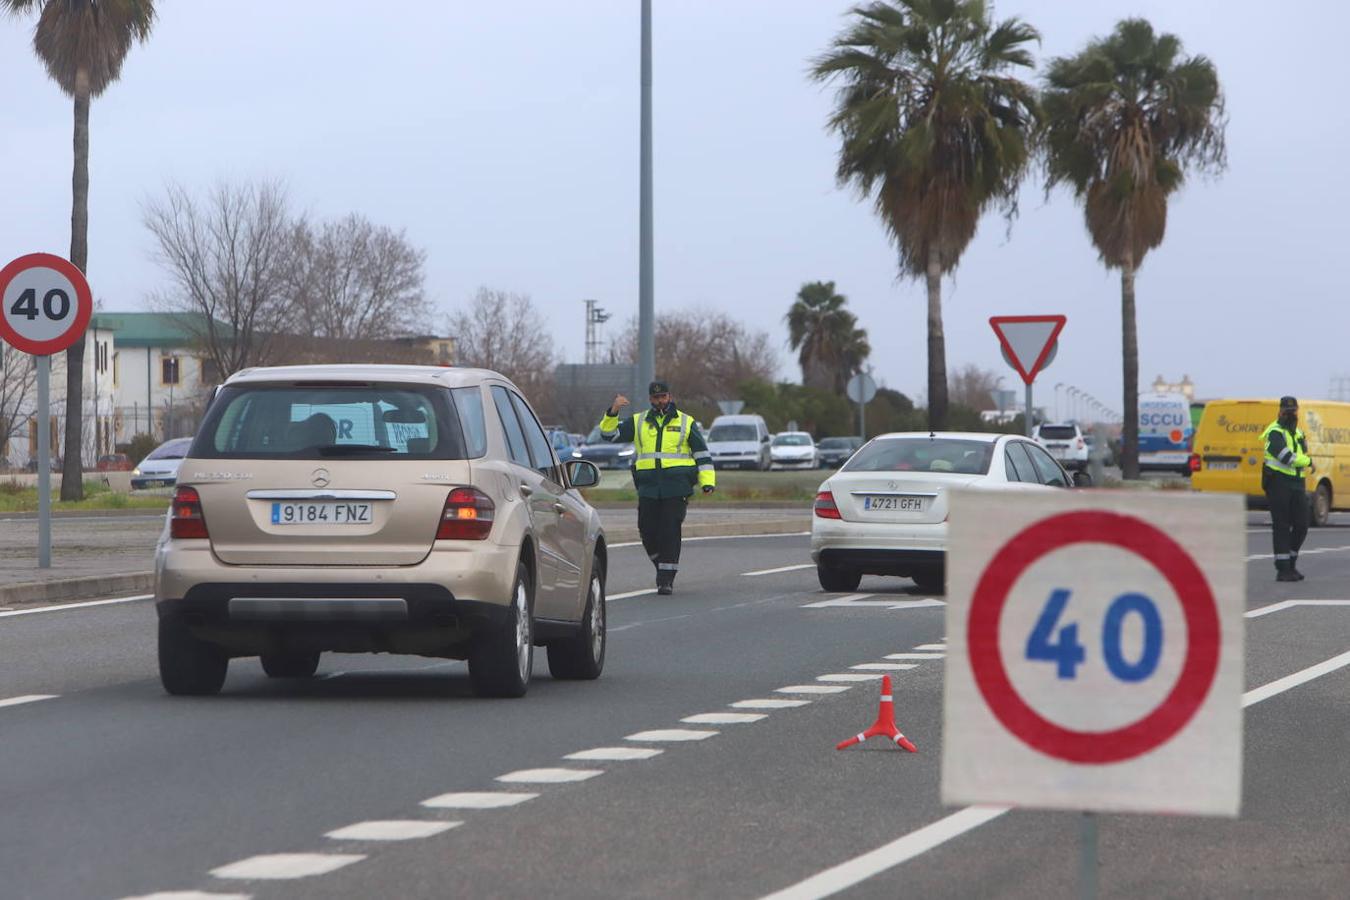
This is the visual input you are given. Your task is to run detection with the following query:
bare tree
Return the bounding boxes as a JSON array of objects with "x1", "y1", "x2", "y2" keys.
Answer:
[
  {"x1": 0, "y1": 348, "x2": 37, "y2": 468},
  {"x1": 449, "y1": 288, "x2": 558, "y2": 404},
  {"x1": 144, "y1": 181, "x2": 296, "y2": 378},
  {"x1": 288, "y1": 214, "x2": 429, "y2": 341},
  {"x1": 612, "y1": 308, "x2": 778, "y2": 409},
  {"x1": 949, "y1": 364, "x2": 1005, "y2": 411}
]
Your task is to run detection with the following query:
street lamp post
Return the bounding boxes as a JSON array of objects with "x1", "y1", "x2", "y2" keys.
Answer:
[
  {"x1": 637, "y1": 0, "x2": 655, "y2": 399},
  {"x1": 1054, "y1": 382, "x2": 1064, "y2": 422}
]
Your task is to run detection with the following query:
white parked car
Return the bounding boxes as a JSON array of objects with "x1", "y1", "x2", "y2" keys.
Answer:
[
  {"x1": 770, "y1": 432, "x2": 817, "y2": 469},
  {"x1": 811, "y1": 432, "x2": 1078, "y2": 593},
  {"x1": 1032, "y1": 422, "x2": 1089, "y2": 471}
]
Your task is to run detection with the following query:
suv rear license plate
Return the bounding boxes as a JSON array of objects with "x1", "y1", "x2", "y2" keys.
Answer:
[
  {"x1": 863, "y1": 495, "x2": 926, "y2": 512},
  {"x1": 271, "y1": 502, "x2": 373, "y2": 525}
]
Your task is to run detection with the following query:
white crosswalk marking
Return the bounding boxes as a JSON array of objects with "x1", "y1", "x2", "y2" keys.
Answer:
[
  {"x1": 564, "y1": 747, "x2": 664, "y2": 761},
  {"x1": 625, "y1": 729, "x2": 718, "y2": 742},
  {"x1": 731, "y1": 699, "x2": 812, "y2": 709},
  {"x1": 777, "y1": 685, "x2": 851, "y2": 694},
  {"x1": 210, "y1": 854, "x2": 364, "y2": 880},
  {"x1": 325, "y1": 820, "x2": 459, "y2": 841},
  {"x1": 420, "y1": 792, "x2": 538, "y2": 809},
  {"x1": 496, "y1": 768, "x2": 603, "y2": 784},
  {"x1": 681, "y1": 712, "x2": 768, "y2": 724}
]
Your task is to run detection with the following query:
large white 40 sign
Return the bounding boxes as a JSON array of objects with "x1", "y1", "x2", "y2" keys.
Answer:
[{"x1": 0, "y1": 252, "x2": 92, "y2": 355}]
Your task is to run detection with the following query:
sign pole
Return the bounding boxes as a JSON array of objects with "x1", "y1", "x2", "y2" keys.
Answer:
[
  {"x1": 1078, "y1": 812, "x2": 1099, "y2": 900},
  {"x1": 1025, "y1": 382, "x2": 1033, "y2": 438},
  {"x1": 37, "y1": 354, "x2": 51, "y2": 568},
  {"x1": 859, "y1": 391, "x2": 865, "y2": 442}
]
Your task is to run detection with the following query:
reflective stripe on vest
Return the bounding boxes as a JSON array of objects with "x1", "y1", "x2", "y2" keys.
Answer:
[
  {"x1": 632, "y1": 411, "x2": 695, "y2": 470},
  {"x1": 1261, "y1": 421, "x2": 1303, "y2": 477}
]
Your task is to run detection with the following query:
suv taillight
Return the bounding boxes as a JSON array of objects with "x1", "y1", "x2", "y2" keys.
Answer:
[
  {"x1": 1076, "y1": 438, "x2": 1085, "y2": 449},
  {"x1": 437, "y1": 487, "x2": 495, "y2": 540},
  {"x1": 814, "y1": 490, "x2": 841, "y2": 519},
  {"x1": 171, "y1": 486, "x2": 209, "y2": 539}
]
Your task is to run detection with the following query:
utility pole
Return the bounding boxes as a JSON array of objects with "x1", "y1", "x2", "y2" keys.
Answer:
[
  {"x1": 584, "y1": 299, "x2": 610, "y2": 365},
  {"x1": 637, "y1": 0, "x2": 655, "y2": 398}
]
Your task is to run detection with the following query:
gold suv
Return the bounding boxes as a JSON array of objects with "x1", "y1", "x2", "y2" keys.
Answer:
[{"x1": 155, "y1": 365, "x2": 607, "y2": 698}]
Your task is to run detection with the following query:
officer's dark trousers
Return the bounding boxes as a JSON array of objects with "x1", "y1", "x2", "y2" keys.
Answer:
[
  {"x1": 638, "y1": 495, "x2": 688, "y2": 585},
  {"x1": 1266, "y1": 476, "x2": 1309, "y2": 572}
]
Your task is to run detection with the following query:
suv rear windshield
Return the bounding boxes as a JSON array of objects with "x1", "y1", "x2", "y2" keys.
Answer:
[
  {"x1": 843, "y1": 437, "x2": 994, "y2": 475},
  {"x1": 192, "y1": 382, "x2": 466, "y2": 460},
  {"x1": 1038, "y1": 425, "x2": 1078, "y2": 440},
  {"x1": 709, "y1": 424, "x2": 757, "y2": 442}
]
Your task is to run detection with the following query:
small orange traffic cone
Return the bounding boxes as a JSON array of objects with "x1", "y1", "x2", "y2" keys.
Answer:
[{"x1": 835, "y1": 675, "x2": 917, "y2": 752}]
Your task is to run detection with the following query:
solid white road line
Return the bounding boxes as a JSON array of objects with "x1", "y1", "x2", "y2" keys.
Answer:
[
  {"x1": 681, "y1": 712, "x2": 768, "y2": 725},
  {"x1": 610, "y1": 588, "x2": 657, "y2": 600},
  {"x1": 0, "y1": 694, "x2": 58, "y2": 709},
  {"x1": 611, "y1": 531, "x2": 810, "y2": 549},
  {"x1": 742, "y1": 563, "x2": 815, "y2": 577},
  {"x1": 120, "y1": 893, "x2": 251, "y2": 900},
  {"x1": 625, "y1": 729, "x2": 718, "y2": 742},
  {"x1": 850, "y1": 663, "x2": 919, "y2": 671},
  {"x1": 777, "y1": 685, "x2": 851, "y2": 695},
  {"x1": 420, "y1": 792, "x2": 538, "y2": 809},
  {"x1": 766, "y1": 648, "x2": 1350, "y2": 899},
  {"x1": 1246, "y1": 599, "x2": 1350, "y2": 618},
  {"x1": 325, "y1": 820, "x2": 460, "y2": 841},
  {"x1": 731, "y1": 699, "x2": 812, "y2": 709},
  {"x1": 564, "y1": 747, "x2": 664, "y2": 761},
  {"x1": 0, "y1": 594, "x2": 152, "y2": 618},
  {"x1": 210, "y1": 853, "x2": 364, "y2": 880},
  {"x1": 884, "y1": 652, "x2": 945, "y2": 660},
  {"x1": 496, "y1": 768, "x2": 604, "y2": 784},
  {"x1": 913, "y1": 643, "x2": 947, "y2": 651}
]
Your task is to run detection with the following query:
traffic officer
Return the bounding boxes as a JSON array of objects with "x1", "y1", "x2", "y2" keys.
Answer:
[
  {"x1": 599, "y1": 381, "x2": 715, "y2": 595},
  {"x1": 1262, "y1": 396, "x2": 1312, "y2": 582}
]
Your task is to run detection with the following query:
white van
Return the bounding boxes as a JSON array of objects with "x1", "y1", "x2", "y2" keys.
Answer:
[
  {"x1": 707, "y1": 414, "x2": 771, "y2": 470},
  {"x1": 1137, "y1": 392, "x2": 1193, "y2": 473}
]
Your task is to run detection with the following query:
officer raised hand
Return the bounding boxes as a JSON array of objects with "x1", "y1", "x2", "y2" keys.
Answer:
[{"x1": 608, "y1": 394, "x2": 629, "y2": 416}]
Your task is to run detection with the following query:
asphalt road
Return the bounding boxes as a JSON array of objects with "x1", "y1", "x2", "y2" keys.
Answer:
[{"x1": 1, "y1": 517, "x2": 1349, "y2": 899}]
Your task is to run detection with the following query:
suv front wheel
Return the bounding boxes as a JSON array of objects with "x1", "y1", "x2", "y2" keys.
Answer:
[{"x1": 469, "y1": 560, "x2": 534, "y2": 698}]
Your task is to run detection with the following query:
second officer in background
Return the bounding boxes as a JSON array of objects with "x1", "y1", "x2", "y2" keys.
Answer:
[{"x1": 599, "y1": 381, "x2": 715, "y2": 594}]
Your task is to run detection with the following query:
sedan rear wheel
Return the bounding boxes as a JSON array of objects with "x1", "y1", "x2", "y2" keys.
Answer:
[
  {"x1": 817, "y1": 561, "x2": 861, "y2": 593},
  {"x1": 469, "y1": 561, "x2": 534, "y2": 698},
  {"x1": 547, "y1": 557, "x2": 606, "y2": 680}
]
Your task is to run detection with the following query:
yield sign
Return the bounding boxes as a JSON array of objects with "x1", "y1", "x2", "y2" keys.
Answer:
[{"x1": 989, "y1": 315, "x2": 1066, "y2": 385}]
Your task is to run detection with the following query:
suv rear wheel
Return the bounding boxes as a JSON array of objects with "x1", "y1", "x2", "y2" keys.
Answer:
[
  {"x1": 159, "y1": 613, "x2": 228, "y2": 696},
  {"x1": 548, "y1": 557, "x2": 606, "y2": 680},
  {"x1": 817, "y1": 561, "x2": 861, "y2": 592},
  {"x1": 261, "y1": 651, "x2": 321, "y2": 678},
  {"x1": 469, "y1": 560, "x2": 534, "y2": 698}
]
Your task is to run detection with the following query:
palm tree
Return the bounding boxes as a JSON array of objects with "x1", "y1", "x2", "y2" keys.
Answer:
[
  {"x1": 4, "y1": 0, "x2": 156, "y2": 499},
  {"x1": 812, "y1": 0, "x2": 1039, "y2": 430},
  {"x1": 786, "y1": 281, "x2": 871, "y2": 394},
  {"x1": 1042, "y1": 19, "x2": 1225, "y2": 479}
]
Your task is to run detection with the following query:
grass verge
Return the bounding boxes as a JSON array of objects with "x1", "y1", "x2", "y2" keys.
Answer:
[{"x1": 0, "y1": 479, "x2": 170, "y2": 513}]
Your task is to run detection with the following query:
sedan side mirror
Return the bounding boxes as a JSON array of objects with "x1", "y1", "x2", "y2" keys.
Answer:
[
  {"x1": 1072, "y1": 470, "x2": 1093, "y2": 488},
  {"x1": 567, "y1": 459, "x2": 601, "y2": 489}
]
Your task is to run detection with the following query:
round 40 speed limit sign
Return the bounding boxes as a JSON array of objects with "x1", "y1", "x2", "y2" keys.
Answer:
[
  {"x1": 941, "y1": 490, "x2": 1245, "y2": 817},
  {"x1": 0, "y1": 253, "x2": 93, "y2": 355}
]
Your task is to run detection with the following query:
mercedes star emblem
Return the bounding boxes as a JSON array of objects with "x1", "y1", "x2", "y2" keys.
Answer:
[{"x1": 311, "y1": 468, "x2": 330, "y2": 488}]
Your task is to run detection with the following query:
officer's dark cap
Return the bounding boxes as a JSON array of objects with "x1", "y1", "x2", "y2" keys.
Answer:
[
  {"x1": 1279, "y1": 396, "x2": 1299, "y2": 411},
  {"x1": 648, "y1": 380, "x2": 670, "y2": 396}
]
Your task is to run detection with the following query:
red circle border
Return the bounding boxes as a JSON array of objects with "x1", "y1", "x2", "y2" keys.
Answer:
[
  {"x1": 0, "y1": 253, "x2": 94, "y2": 355},
  {"x1": 967, "y1": 510, "x2": 1220, "y2": 764}
]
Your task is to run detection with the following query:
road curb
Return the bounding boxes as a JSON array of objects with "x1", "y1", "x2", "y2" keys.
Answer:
[{"x1": 0, "y1": 571, "x2": 154, "y2": 608}]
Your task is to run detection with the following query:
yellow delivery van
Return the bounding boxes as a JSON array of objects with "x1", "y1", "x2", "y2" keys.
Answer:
[{"x1": 1190, "y1": 398, "x2": 1350, "y2": 525}]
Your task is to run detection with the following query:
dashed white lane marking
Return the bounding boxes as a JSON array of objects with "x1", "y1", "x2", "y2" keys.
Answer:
[
  {"x1": 681, "y1": 712, "x2": 768, "y2": 725},
  {"x1": 564, "y1": 747, "x2": 664, "y2": 761},
  {"x1": 731, "y1": 699, "x2": 811, "y2": 709},
  {"x1": 610, "y1": 531, "x2": 810, "y2": 549},
  {"x1": 496, "y1": 768, "x2": 604, "y2": 784},
  {"x1": 0, "y1": 694, "x2": 58, "y2": 709},
  {"x1": 765, "y1": 649, "x2": 1350, "y2": 899},
  {"x1": 884, "y1": 653, "x2": 945, "y2": 660},
  {"x1": 1246, "y1": 599, "x2": 1350, "y2": 618},
  {"x1": 912, "y1": 644, "x2": 947, "y2": 651},
  {"x1": 742, "y1": 563, "x2": 815, "y2": 577},
  {"x1": 610, "y1": 588, "x2": 657, "y2": 600},
  {"x1": 818, "y1": 673, "x2": 884, "y2": 682},
  {"x1": 121, "y1": 892, "x2": 251, "y2": 900},
  {"x1": 802, "y1": 596, "x2": 945, "y2": 610},
  {"x1": 210, "y1": 853, "x2": 365, "y2": 880},
  {"x1": 325, "y1": 820, "x2": 460, "y2": 841},
  {"x1": 851, "y1": 663, "x2": 919, "y2": 671},
  {"x1": 626, "y1": 729, "x2": 718, "y2": 742},
  {"x1": 420, "y1": 792, "x2": 538, "y2": 809},
  {"x1": 777, "y1": 685, "x2": 851, "y2": 694},
  {"x1": 0, "y1": 594, "x2": 152, "y2": 618}
]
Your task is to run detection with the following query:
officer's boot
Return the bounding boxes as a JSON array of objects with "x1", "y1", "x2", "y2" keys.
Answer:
[
  {"x1": 1290, "y1": 551, "x2": 1306, "y2": 581},
  {"x1": 656, "y1": 568, "x2": 675, "y2": 595},
  {"x1": 1276, "y1": 560, "x2": 1298, "y2": 583}
]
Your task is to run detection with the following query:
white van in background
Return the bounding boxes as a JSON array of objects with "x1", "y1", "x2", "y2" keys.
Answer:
[
  {"x1": 1138, "y1": 392, "x2": 1193, "y2": 473},
  {"x1": 706, "y1": 414, "x2": 771, "y2": 470}
]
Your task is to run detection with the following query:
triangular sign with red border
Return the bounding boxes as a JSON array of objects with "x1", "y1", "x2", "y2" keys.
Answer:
[{"x1": 989, "y1": 315, "x2": 1066, "y2": 385}]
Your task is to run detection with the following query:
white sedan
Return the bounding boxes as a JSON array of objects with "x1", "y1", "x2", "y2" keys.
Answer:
[
  {"x1": 770, "y1": 431, "x2": 817, "y2": 469},
  {"x1": 811, "y1": 432, "x2": 1080, "y2": 593}
]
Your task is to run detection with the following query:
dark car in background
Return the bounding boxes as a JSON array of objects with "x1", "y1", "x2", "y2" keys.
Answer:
[
  {"x1": 574, "y1": 425, "x2": 635, "y2": 470},
  {"x1": 817, "y1": 436, "x2": 864, "y2": 468}
]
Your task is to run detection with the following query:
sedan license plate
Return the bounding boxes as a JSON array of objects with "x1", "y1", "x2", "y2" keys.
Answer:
[
  {"x1": 271, "y1": 502, "x2": 373, "y2": 525},
  {"x1": 1207, "y1": 461, "x2": 1238, "y2": 471},
  {"x1": 863, "y1": 495, "x2": 926, "y2": 512}
]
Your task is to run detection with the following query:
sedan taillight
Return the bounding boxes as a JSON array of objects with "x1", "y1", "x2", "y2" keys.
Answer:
[
  {"x1": 814, "y1": 490, "x2": 842, "y2": 519},
  {"x1": 170, "y1": 486, "x2": 209, "y2": 539},
  {"x1": 437, "y1": 487, "x2": 495, "y2": 540}
]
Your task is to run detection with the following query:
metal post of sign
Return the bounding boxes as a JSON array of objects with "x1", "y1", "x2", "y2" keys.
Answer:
[
  {"x1": 1025, "y1": 383, "x2": 1034, "y2": 438},
  {"x1": 636, "y1": 0, "x2": 655, "y2": 400},
  {"x1": 37, "y1": 354, "x2": 51, "y2": 568},
  {"x1": 859, "y1": 391, "x2": 866, "y2": 442},
  {"x1": 1078, "y1": 812, "x2": 1099, "y2": 899}
]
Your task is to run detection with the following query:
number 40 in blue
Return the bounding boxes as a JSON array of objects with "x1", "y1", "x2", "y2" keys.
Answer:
[{"x1": 1025, "y1": 588, "x2": 1163, "y2": 682}]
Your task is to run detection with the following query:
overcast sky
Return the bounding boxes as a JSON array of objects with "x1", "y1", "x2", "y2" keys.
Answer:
[{"x1": 3, "y1": 1, "x2": 1347, "y2": 416}]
